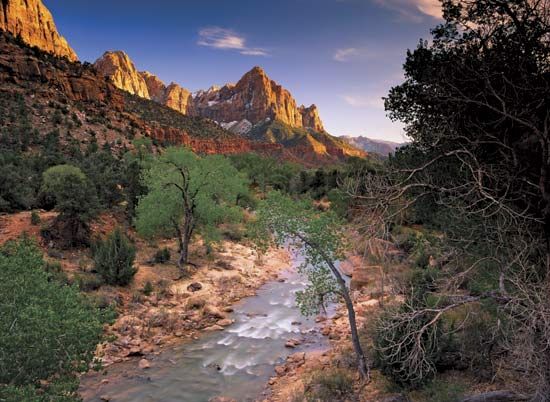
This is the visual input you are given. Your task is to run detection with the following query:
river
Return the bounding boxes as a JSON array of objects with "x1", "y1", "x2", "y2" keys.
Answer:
[{"x1": 81, "y1": 250, "x2": 335, "y2": 402}]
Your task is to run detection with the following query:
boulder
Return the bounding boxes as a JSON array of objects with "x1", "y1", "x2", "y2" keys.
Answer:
[
  {"x1": 340, "y1": 255, "x2": 363, "y2": 277},
  {"x1": 187, "y1": 282, "x2": 203, "y2": 292},
  {"x1": 351, "y1": 265, "x2": 381, "y2": 290},
  {"x1": 203, "y1": 305, "x2": 226, "y2": 319},
  {"x1": 138, "y1": 359, "x2": 150, "y2": 369}
]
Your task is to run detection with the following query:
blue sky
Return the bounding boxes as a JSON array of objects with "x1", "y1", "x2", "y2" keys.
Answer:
[{"x1": 44, "y1": 0, "x2": 442, "y2": 142}]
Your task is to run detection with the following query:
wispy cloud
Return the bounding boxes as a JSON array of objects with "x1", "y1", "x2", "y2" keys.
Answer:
[
  {"x1": 197, "y1": 27, "x2": 269, "y2": 56},
  {"x1": 334, "y1": 47, "x2": 365, "y2": 62},
  {"x1": 341, "y1": 94, "x2": 385, "y2": 109},
  {"x1": 373, "y1": 0, "x2": 442, "y2": 22}
]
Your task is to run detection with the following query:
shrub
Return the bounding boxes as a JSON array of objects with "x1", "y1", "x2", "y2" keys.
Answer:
[
  {"x1": 418, "y1": 378, "x2": 466, "y2": 402},
  {"x1": 0, "y1": 238, "x2": 106, "y2": 395},
  {"x1": 30, "y1": 210, "x2": 41, "y2": 225},
  {"x1": 43, "y1": 260, "x2": 70, "y2": 285},
  {"x1": 93, "y1": 229, "x2": 137, "y2": 286},
  {"x1": 74, "y1": 273, "x2": 103, "y2": 292},
  {"x1": 153, "y1": 247, "x2": 171, "y2": 264},
  {"x1": 304, "y1": 369, "x2": 355, "y2": 401},
  {"x1": 143, "y1": 280, "x2": 154, "y2": 296}
]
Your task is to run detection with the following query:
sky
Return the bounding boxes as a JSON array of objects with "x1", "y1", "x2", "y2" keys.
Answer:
[{"x1": 44, "y1": 0, "x2": 443, "y2": 142}]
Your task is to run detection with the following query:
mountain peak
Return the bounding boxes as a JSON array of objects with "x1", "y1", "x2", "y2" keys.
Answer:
[
  {"x1": 94, "y1": 51, "x2": 150, "y2": 98},
  {"x1": 0, "y1": 0, "x2": 77, "y2": 61}
]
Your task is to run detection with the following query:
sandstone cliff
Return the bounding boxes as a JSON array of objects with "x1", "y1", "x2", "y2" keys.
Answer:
[
  {"x1": 0, "y1": 0, "x2": 77, "y2": 61},
  {"x1": 193, "y1": 66, "x2": 325, "y2": 132},
  {"x1": 140, "y1": 71, "x2": 194, "y2": 116},
  {"x1": 94, "y1": 51, "x2": 150, "y2": 98}
]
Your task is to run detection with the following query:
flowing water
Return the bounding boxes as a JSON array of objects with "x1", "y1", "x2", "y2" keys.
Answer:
[{"x1": 82, "y1": 251, "x2": 334, "y2": 402}]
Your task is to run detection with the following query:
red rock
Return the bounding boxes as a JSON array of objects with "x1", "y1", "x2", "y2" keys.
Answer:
[
  {"x1": 94, "y1": 51, "x2": 149, "y2": 98},
  {"x1": 351, "y1": 265, "x2": 380, "y2": 290},
  {"x1": 138, "y1": 359, "x2": 150, "y2": 369},
  {"x1": 0, "y1": 0, "x2": 77, "y2": 61}
]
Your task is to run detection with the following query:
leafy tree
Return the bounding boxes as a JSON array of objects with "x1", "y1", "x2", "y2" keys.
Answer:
[
  {"x1": 41, "y1": 165, "x2": 99, "y2": 247},
  {"x1": 0, "y1": 237, "x2": 107, "y2": 399},
  {"x1": 229, "y1": 153, "x2": 300, "y2": 193},
  {"x1": 355, "y1": 0, "x2": 550, "y2": 396},
  {"x1": 136, "y1": 147, "x2": 248, "y2": 270},
  {"x1": 253, "y1": 191, "x2": 369, "y2": 379},
  {"x1": 93, "y1": 228, "x2": 137, "y2": 286}
]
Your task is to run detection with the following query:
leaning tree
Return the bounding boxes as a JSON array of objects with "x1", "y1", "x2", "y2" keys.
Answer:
[{"x1": 253, "y1": 191, "x2": 370, "y2": 379}]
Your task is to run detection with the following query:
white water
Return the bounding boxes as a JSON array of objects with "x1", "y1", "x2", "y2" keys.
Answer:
[{"x1": 81, "y1": 251, "x2": 333, "y2": 402}]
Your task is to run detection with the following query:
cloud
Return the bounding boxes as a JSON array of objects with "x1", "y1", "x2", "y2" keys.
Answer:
[
  {"x1": 373, "y1": 0, "x2": 443, "y2": 22},
  {"x1": 197, "y1": 27, "x2": 269, "y2": 56},
  {"x1": 341, "y1": 94, "x2": 385, "y2": 109},
  {"x1": 334, "y1": 47, "x2": 364, "y2": 62}
]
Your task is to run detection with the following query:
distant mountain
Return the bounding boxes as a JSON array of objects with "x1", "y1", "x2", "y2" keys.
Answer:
[
  {"x1": 0, "y1": 0, "x2": 77, "y2": 61},
  {"x1": 339, "y1": 135, "x2": 403, "y2": 156},
  {"x1": 94, "y1": 51, "x2": 365, "y2": 163}
]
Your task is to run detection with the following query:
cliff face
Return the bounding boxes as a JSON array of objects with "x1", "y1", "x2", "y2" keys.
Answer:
[
  {"x1": 94, "y1": 51, "x2": 150, "y2": 98},
  {"x1": 0, "y1": 34, "x2": 121, "y2": 106},
  {"x1": 193, "y1": 66, "x2": 325, "y2": 131},
  {"x1": 299, "y1": 105, "x2": 324, "y2": 132},
  {"x1": 0, "y1": 0, "x2": 77, "y2": 61}
]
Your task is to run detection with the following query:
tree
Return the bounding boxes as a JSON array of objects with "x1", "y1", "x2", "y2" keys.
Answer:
[
  {"x1": 0, "y1": 237, "x2": 108, "y2": 399},
  {"x1": 41, "y1": 165, "x2": 99, "y2": 247},
  {"x1": 352, "y1": 0, "x2": 550, "y2": 397},
  {"x1": 136, "y1": 147, "x2": 248, "y2": 271},
  {"x1": 93, "y1": 228, "x2": 137, "y2": 286},
  {"x1": 253, "y1": 191, "x2": 369, "y2": 379}
]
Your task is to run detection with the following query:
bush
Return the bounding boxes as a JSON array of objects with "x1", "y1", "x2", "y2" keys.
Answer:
[
  {"x1": 75, "y1": 273, "x2": 103, "y2": 292},
  {"x1": 153, "y1": 247, "x2": 171, "y2": 264},
  {"x1": 30, "y1": 210, "x2": 41, "y2": 225},
  {"x1": 93, "y1": 229, "x2": 137, "y2": 286},
  {"x1": 43, "y1": 260, "x2": 70, "y2": 285},
  {"x1": 418, "y1": 378, "x2": 466, "y2": 402},
  {"x1": 143, "y1": 280, "x2": 154, "y2": 296},
  {"x1": 0, "y1": 238, "x2": 106, "y2": 393},
  {"x1": 304, "y1": 369, "x2": 355, "y2": 401}
]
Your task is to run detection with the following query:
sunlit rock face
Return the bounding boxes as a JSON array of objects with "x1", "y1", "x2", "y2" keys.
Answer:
[
  {"x1": 193, "y1": 66, "x2": 325, "y2": 131},
  {"x1": 0, "y1": 0, "x2": 78, "y2": 61},
  {"x1": 94, "y1": 51, "x2": 150, "y2": 98}
]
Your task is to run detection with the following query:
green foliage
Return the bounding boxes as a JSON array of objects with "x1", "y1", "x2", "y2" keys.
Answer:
[
  {"x1": 41, "y1": 165, "x2": 99, "y2": 247},
  {"x1": 93, "y1": 228, "x2": 137, "y2": 286},
  {"x1": 30, "y1": 210, "x2": 41, "y2": 225},
  {"x1": 416, "y1": 378, "x2": 466, "y2": 402},
  {"x1": 0, "y1": 238, "x2": 106, "y2": 393},
  {"x1": 303, "y1": 369, "x2": 355, "y2": 402},
  {"x1": 252, "y1": 191, "x2": 344, "y2": 316},
  {"x1": 136, "y1": 147, "x2": 249, "y2": 265},
  {"x1": 74, "y1": 273, "x2": 103, "y2": 292},
  {"x1": 153, "y1": 248, "x2": 171, "y2": 264},
  {"x1": 142, "y1": 280, "x2": 154, "y2": 296},
  {"x1": 229, "y1": 153, "x2": 300, "y2": 194},
  {"x1": 43, "y1": 260, "x2": 70, "y2": 285}
]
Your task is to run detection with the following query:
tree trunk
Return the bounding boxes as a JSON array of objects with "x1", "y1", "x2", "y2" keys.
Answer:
[
  {"x1": 177, "y1": 213, "x2": 194, "y2": 272},
  {"x1": 326, "y1": 259, "x2": 370, "y2": 380},
  {"x1": 296, "y1": 234, "x2": 370, "y2": 380}
]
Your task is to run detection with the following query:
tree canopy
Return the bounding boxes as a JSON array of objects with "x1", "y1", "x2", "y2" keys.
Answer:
[{"x1": 136, "y1": 147, "x2": 249, "y2": 268}]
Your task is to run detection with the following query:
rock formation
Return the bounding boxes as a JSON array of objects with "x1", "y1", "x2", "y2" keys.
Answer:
[
  {"x1": 193, "y1": 66, "x2": 325, "y2": 131},
  {"x1": 339, "y1": 135, "x2": 402, "y2": 156},
  {"x1": 0, "y1": 33, "x2": 121, "y2": 106},
  {"x1": 140, "y1": 71, "x2": 194, "y2": 116},
  {"x1": 0, "y1": 0, "x2": 77, "y2": 61},
  {"x1": 94, "y1": 51, "x2": 150, "y2": 98},
  {"x1": 299, "y1": 105, "x2": 324, "y2": 132}
]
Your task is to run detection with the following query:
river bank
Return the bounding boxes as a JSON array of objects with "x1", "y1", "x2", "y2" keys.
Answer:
[{"x1": 79, "y1": 250, "x2": 334, "y2": 402}]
